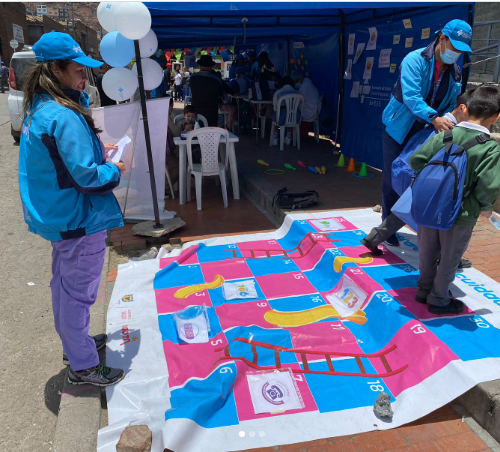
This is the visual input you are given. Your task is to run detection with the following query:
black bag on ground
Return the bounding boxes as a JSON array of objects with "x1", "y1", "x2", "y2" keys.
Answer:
[{"x1": 273, "y1": 187, "x2": 319, "y2": 210}]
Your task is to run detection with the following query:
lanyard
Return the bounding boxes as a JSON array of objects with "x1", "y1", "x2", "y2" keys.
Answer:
[
  {"x1": 26, "y1": 102, "x2": 46, "y2": 126},
  {"x1": 430, "y1": 64, "x2": 447, "y2": 108}
]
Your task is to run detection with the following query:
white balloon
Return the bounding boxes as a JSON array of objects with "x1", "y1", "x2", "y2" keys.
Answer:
[
  {"x1": 138, "y1": 29, "x2": 158, "y2": 58},
  {"x1": 102, "y1": 68, "x2": 138, "y2": 102},
  {"x1": 115, "y1": 2, "x2": 151, "y2": 41},
  {"x1": 132, "y1": 58, "x2": 163, "y2": 90},
  {"x1": 98, "y1": 2, "x2": 122, "y2": 32}
]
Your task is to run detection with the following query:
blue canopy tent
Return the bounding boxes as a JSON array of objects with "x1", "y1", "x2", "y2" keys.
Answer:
[{"x1": 146, "y1": 2, "x2": 474, "y2": 169}]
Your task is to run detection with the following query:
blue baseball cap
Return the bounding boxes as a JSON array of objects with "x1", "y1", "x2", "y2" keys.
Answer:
[
  {"x1": 33, "y1": 32, "x2": 103, "y2": 68},
  {"x1": 442, "y1": 19, "x2": 472, "y2": 52}
]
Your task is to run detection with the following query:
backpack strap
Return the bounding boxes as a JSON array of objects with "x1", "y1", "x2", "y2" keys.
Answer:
[
  {"x1": 443, "y1": 129, "x2": 454, "y2": 153},
  {"x1": 462, "y1": 134, "x2": 494, "y2": 201}
]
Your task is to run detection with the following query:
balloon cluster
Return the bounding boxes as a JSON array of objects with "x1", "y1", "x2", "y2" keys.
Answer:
[{"x1": 98, "y1": 2, "x2": 163, "y2": 101}]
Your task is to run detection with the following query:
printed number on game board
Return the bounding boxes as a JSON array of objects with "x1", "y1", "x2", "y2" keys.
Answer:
[
  {"x1": 294, "y1": 374, "x2": 303, "y2": 381},
  {"x1": 298, "y1": 221, "x2": 307, "y2": 224},
  {"x1": 211, "y1": 339, "x2": 223, "y2": 346},
  {"x1": 329, "y1": 249, "x2": 342, "y2": 256},
  {"x1": 401, "y1": 265, "x2": 416, "y2": 273},
  {"x1": 294, "y1": 274, "x2": 305, "y2": 279},
  {"x1": 470, "y1": 317, "x2": 490, "y2": 328},
  {"x1": 331, "y1": 322, "x2": 345, "y2": 330},
  {"x1": 195, "y1": 292, "x2": 206, "y2": 296},
  {"x1": 367, "y1": 380, "x2": 385, "y2": 392},
  {"x1": 284, "y1": 260, "x2": 293, "y2": 265},
  {"x1": 268, "y1": 240, "x2": 277, "y2": 245},
  {"x1": 220, "y1": 366, "x2": 233, "y2": 374},
  {"x1": 227, "y1": 245, "x2": 237, "y2": 249},
  {"x1": 350, "y1": 268, "x2": 364, "y2": 275},
  {"x1": 375, "y1": 293, "x2": 393, "y2": 303},
  {"x1": 257, "y1": 302, "x2": 268, "y2": 307},
  {"x1": 311, "y1": 297, "x2": 322, "y2": 303},
  {"x1": 410, "y1": 324, "x2": 426, "y2": 334}
]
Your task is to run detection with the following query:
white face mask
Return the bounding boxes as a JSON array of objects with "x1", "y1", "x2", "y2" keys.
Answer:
[{"x1": 440, "y1": 40, "x2": 461, "y2": 65}]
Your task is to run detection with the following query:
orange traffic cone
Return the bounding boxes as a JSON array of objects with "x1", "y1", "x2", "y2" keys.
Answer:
[{"x1": 345, "y1": 158, "x2": 356, "y2": 173}]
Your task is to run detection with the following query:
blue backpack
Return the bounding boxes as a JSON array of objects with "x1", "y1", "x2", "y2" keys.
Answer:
[
  {"x1": 391, "y1": 126, "x2": 437, "y2": 196},
  {"x1": 410, "y1": 130, "x2": 492, "y2": 230}
]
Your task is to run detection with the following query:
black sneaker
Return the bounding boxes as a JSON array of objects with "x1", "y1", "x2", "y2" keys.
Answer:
[
  {"x1": 384, "y1": 235, "x2": 400, "y2": 247},
  {"x1": 62, "y1": 334, "x2": 107, "y2": 366},
  {"x1": 68, "y1": 363, "x2": 125, "y2": 387},
  {"x1": 428, "y1": 298, "x2": 465, "y2": 315},
  {"x1": 415, "y1": 295, "x2": 428, "y2": 304},
  {"x1": 458, "y1": 258, "x2": 472, "y2": 269},
  {"x1": 360, "y1": 238, "x2": 383, "y2": 256}
]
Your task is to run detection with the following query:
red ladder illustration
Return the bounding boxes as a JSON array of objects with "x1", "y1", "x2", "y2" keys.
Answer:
[
  {"x1": 215, "y1": 337, "x2": 408, "y2": 378},
  {"x1": 225, "y1": 233, "x2": 339, "y2": 260}
]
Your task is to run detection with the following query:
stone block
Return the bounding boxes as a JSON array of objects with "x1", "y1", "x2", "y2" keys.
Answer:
[
  {"x1": 132, "y1": 218, "x2": 185, "y2": 238},
  {"x1": 116, "y1": 425, "x2": 152, "y2": 452}
]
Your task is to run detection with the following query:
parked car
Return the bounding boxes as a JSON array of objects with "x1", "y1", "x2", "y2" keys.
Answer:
[{"x1": 8, "y1": 48, "x2": 36, "y2": 142}]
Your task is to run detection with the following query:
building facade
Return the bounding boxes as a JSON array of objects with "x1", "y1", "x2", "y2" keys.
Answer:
[{"x1": 0, "y1": 2, "x2": 29, "y2": 64}]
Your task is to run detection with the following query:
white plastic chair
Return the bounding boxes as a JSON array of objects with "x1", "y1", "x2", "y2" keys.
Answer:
[
  {"x1": 301, "y1": 94, "x2": 324, "y2": 143},
  {"x1": 186, "y1": 127, "x2": 229, "y2": 210},
  {"x1": 174, "y1": 114, "x2": 208, "y2": 128},
  {"x1": 270, "y1": 93, "x2": 304, "y2": 151}
]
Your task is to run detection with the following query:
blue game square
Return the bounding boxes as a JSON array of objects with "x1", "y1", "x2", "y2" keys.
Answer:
[
  {"x1": 363, "y1": 264, "x2": 420, "y2": 291},
  {"x1": 196, "y1": 243, "x2": 242, "y2": 263},
  {"x1": 304, "y1": 249, "x2": 355, "y2": 293},
  {"x1": 208, "y1": 278, "x2": 266, "y2": 307},
  {"x1": 424, "y1": 315, "x2": 500, "y2": 361},
  {"x1": 158, "y1": 306, "x2": 223, "y2": 344},
  {"x1": 346, "y1": 292, "x2": 417, "y2": 354},
  {"x1": 225, "y1": 326, "x2": 296, "y2": 367},
  {"x1": 165, "y1": 362, "x2": 239, "y2": 428},
  {"x1": 304, "y1": 359, "x2": 395, "y2": 413},
  {"x1": 325, "y1": 229, "x2": 367, "y2": 248},
  {"x1": 246, "y1": 257, "x2": 300, "y2": 277},
  {"x1": 154, "y1": 262, "x2": 205, "y2": 290},
  {"x1": 268, "y1": 293, "x2": 328, "y2": 312}
]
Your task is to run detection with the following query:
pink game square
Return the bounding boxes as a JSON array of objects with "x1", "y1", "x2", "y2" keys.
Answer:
[
  {"x1": 340, "y1": 245, "x2": 406, "y2": 267},
  {"x1": 388, "y1": 288, "x2": 475, "y2": 321},
  {"x1": 291, "y1": 237, "x2": 339, "y2": 272},
  {"x1": 307, "y1": 217, "x2": 358, "y2": 232},
  {"x1": 159, "y1": 245, "x2": 200, "y2": 269},
  {"x1": 287, "y1": 321, "x2": 364, "y2": 357},
  {"x1": 217, "y1": 300, "x2": 275, "y2": 331},
  {"x1": 201, "y1": 259, "x2": 253, "y2": 282},
  {"x1": 256, "y1": 272, "x2": 318, "y2": 299},
  {"x1": 237, "y1": 240, "x2": 286, "y2": 259},
  {"x1": 369, "y1": 319, "x2": 459, "y2": 397},
  {"x1": 232, "y1": 361, "x2": 318, "y2": 422},
  {"x1": 163, "y1": 332, "x2": 228, "y2": 389},
  {"x1": 155, "y1": 287, "x2": 212, "y2": 314}
]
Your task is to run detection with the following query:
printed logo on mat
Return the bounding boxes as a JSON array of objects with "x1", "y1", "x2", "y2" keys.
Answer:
[
  {"x1": 262, "y1": 380, "x2": 290, "y2": 405},
  {"x1": 121, "y1": 294, "x2": 133, "y2": 303}
]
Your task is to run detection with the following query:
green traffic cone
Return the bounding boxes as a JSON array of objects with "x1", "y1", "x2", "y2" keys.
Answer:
[
  {"x1": 335, "y1": 154, "x2": 346, "y2": 167},
  {"x1": 358, "y1": 162, "x2": 368, "y2": 177}
]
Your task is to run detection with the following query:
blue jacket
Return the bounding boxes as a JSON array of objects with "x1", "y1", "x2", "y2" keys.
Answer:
[
  {"x1": 382, "y1": 40, "x2": 462, "y2": 144},
  {"x1": 19, "y1": 89, "x2": 124, "y2": 241}
]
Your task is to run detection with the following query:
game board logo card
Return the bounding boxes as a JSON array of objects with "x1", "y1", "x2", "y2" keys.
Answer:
[
  {"x1": 310, "y1": 218, "x2": 345, "y2": 232},
  {"x1": 121, "y1": 294, "x2": 134, "y2": 303},
  {"x1": 326, "y1": 273, "x2": 368, "y2": 317},
  {"x1": 247, "y1": 369, "x2": 305, "y2": 414}
]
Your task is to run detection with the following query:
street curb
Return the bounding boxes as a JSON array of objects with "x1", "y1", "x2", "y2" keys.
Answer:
[
  {"x1": 457, "y1": 380, "x2": 500, "y2": 444},
  {"x1": 53, "y1": 247, "x2": 111, "y2": 452}
]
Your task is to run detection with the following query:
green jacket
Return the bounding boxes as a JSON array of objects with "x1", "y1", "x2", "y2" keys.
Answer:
[{"x1": 410, "y1": 125, "x2": 500, "y2": 227}]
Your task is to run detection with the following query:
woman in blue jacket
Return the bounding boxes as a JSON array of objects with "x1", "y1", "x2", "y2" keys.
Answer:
[
  {"x1": 380, "y1": 19, "x2": 472, "y2": 246},
  {"x1": 19, "y1": 32, "x2": 125, "y2": 386}
]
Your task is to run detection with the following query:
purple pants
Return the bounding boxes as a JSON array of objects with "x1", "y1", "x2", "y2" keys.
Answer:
[{"x1": 51, "y1": 231, "x2": 107, "y2": 371}]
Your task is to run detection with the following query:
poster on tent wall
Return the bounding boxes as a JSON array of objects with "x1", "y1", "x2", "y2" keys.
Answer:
[
  {"x1": 289, "y1": 33, "x2": 339, "y2": 139},
  {"x1": 98, "y1": 208, "x2": 500, "y2": 452},
  {"x1": 92, "y1": 98, "x2": 175, "y2": 221},
  {"x1": 341, "y1": 3, "x2": 470, "y2": 169}
]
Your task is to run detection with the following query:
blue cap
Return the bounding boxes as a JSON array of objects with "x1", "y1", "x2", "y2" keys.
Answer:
[
  {"x1": 442, "y1": 19, "x2": 472, "y2": 52},
  {"x1": 33, "y1": 32, "x2": 103, "y2": 68}
]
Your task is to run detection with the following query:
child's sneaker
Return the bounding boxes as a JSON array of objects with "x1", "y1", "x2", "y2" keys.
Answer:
[
  {"x1": 360, "y1": 238, "x2": 383, "y2": 256},
  {"x1": 62, "y1": 334, "x2": 107, "y2": 366},
  {"x1": 68, "y1": 363, "x2": 125, "y2": 387}
]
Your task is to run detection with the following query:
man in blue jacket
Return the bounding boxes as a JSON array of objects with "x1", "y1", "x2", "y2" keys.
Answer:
[{"x1": 380, "y1": 19, "x2": 472, "y2": 246}]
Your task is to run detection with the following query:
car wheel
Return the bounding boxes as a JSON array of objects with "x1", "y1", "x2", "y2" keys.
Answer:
[
  {"x1": 11, "y1": 125, "x2": 21, "y2": 143},
  {"x1": 13, "y1": 135, "x2": 20, "y2": 143}
]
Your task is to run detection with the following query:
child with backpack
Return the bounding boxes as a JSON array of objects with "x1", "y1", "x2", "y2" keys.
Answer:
[
  {"x1": 409, "y1": 86, "x2": 500, "y2": 315},
  {"x1": 361, "y1": 91, "x2": 471, "y2": 255}
]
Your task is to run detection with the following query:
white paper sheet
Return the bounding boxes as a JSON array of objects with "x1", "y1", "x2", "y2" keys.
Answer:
[
  {"x1": 344, "y1": 59, "x2": 353, "y2": 80},
  {"x1": 353, "y1": 43, "x2": 365, "y2": 64},
  {"x1": 379, "y1": 49, "x2": 392, "y2": 68},
  {"x1": 367, "y1": 27, "x2": 378, "y2": 50},
  {"x1": 350, "y1": 81, "x2": 360, "y2": 98},
  {"x1": 110, "y1": 135, "x2": 132, "y2": 163},
  {"x1": 363, "y1": 57, "x2": 374, "y2": 80},
  {"x1": 348, "y1": 33, "x2": 355, "y2": 55}
]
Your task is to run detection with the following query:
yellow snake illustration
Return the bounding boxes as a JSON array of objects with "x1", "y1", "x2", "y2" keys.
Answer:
[
  {"x1": 333, "y1": 254, "x2": 373, "y2": 273},
  {"x1": 174, "y1": 274, "x2": 225, "y2": 299},
  {"x1": 264, "y1": 305, "x2": 367, "y2": 327}
]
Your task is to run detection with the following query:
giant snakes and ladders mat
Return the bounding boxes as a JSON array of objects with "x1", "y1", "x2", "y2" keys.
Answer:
[{"x1": 97, "y1": 209, "x2": 500, "y2": 452}]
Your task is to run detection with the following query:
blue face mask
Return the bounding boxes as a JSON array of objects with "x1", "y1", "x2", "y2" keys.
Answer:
[{"x1": 441, "y1": 41, "x2": 461, "y2": 65}]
